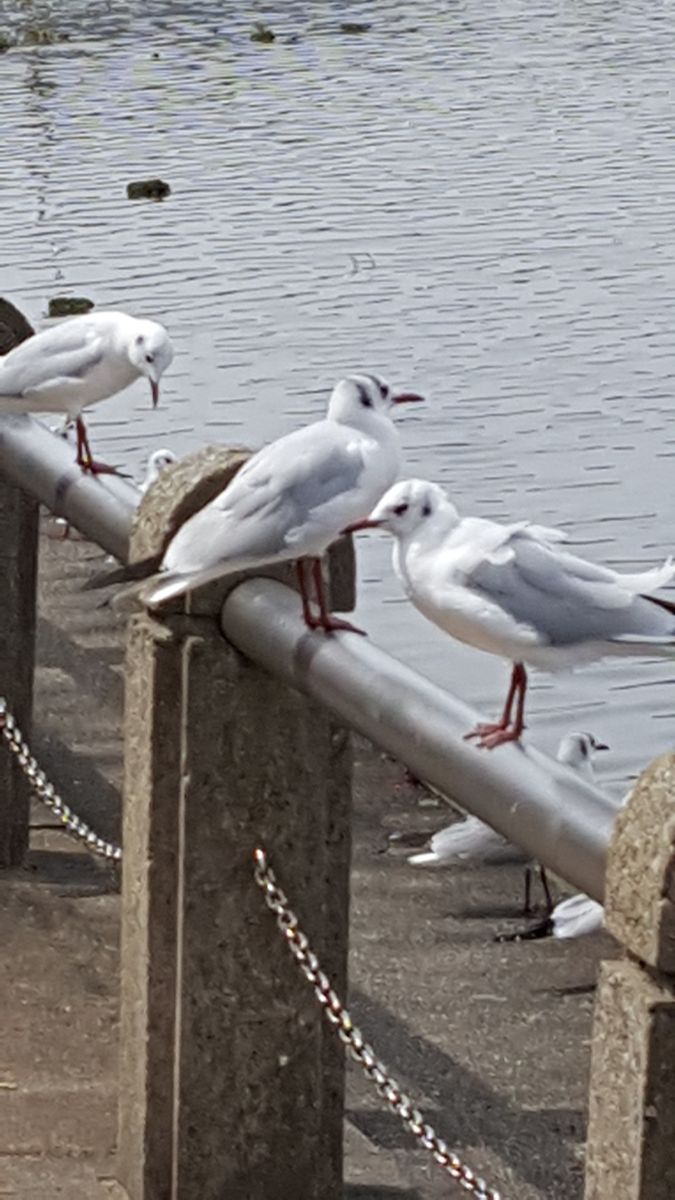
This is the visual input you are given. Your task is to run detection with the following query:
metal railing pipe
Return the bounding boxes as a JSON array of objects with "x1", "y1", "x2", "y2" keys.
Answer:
[
  {"x1": 222, "y1": 577, "x2": 620, "y2": 902},
  {"x1": 0, "y1": 415, "x2": 138, "y2": 561}
]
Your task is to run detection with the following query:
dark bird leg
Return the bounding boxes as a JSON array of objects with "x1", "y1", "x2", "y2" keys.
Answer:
[
  {"x1": 539, "y1": 866, "x2": 554, "y2": 914},
  {"x1": 465, "y1": 662, "x2": 528, "y2": 749},
  {"x1": 311, "y1": 557, "x2": 366, "y2": 635},
  {"x1": 523, "y1": 866, "x2": 533, "y2": 916}
]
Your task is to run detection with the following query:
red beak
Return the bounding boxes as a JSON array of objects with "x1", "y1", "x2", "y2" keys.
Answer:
[
  {"x1": 342, "y1": 517, "x2": 384, "y2": 535},
  {"x1": 392, "y1": 391, "x2": 424, "y2": 405},
  {"x1": 150, "y1": 379, "x2": 160, "y2": 409}
]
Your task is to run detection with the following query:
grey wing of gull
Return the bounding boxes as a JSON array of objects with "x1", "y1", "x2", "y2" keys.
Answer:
[
  {"x1": 0, "y1": 330, "x2": 103, "y2": 396},
  {"x1": 164, "y1": 425, "x2": 365, "y2": 574},
  {"x1": 468, "y1": 533, "x2": 675, "y2": 645}
]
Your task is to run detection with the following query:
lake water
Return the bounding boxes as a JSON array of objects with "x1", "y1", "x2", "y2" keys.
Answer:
[{"x1": 2, "y1": 0, "x2": 675, "y2": 790}]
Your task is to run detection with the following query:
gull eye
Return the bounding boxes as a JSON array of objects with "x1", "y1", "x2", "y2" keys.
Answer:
[
  {"x1": 393, "y1": 502, "x2": 409, "y2": 516},
  {"x1": 422, "y1": 503, "x2": 432, "y2": 517},
  {"x1": 145, "y1": 353, "x2": 154, "y2": 364},
  {"x1": 379, "y1": 382, "x2": 389, "y2": 399},
  {"x1": 361, "y1": 394, "x2": 373, "y2": 408}
]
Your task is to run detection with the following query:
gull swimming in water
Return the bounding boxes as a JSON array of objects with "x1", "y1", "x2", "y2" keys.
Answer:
[
  {"x1": 89, "y1": 374, "x2": 424, "y2": 630},
  {"x1": 0, "y1": 310, "x2": 174, "y2": 474},
  {"x1": 344, "y1": 479, "x2": 675, "y2": 747},
  {"x1": 407, "y1": 731, "x2": 608, "y2": 913}
]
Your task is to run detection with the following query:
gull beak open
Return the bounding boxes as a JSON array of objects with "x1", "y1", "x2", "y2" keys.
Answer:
[
  {"x1": 391, "y1": 392, "x2": 424, "y2": 405},
  {"x1": 342, "y1": 517, "x2": 384, "y2": 535},
  {"x1": 150, "y1": 379, "x2": 160, "y2": 409}
]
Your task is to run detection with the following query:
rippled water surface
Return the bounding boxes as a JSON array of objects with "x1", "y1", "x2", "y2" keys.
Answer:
[{"x1": 2, "y1": 0, "x2": 675, "y2": 787}]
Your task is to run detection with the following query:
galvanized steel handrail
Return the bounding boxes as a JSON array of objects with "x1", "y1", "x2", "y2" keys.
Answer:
[
  {"x1": 0, "y1": 414, "x2": 619, "y2": 901},
  {"x1": 0, "y1": 413, "x2": 138, "y2": 561}
]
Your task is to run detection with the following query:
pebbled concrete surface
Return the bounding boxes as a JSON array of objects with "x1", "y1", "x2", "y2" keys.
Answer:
[{"x1": 0, "y1": 525, "x2": 616, "y2": 1199}]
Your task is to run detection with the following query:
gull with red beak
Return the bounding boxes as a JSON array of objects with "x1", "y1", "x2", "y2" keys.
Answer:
[
  {"x1": 0, "y1": 309, "x2": 173, "y2": 474},
  {"x1": 99, "y1": 374, "x2": 424, "y2": 625},
  {"x1": 344, "y1": 478, "x2": 675, "y2": 747}
]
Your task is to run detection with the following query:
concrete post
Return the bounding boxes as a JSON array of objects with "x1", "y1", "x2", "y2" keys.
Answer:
[
  {"x1": 0, "y1": 477, "x2": 39, "y2": 866},
  {"x1": 116, "y1": 449, "x2": 353, "y2": 1200},
  {"x1": 0, "y1": 300, "x2": 37, "y2": 867},
  {"x1": 584, "y1": 753, "x2": 675, "y2": 1200}
]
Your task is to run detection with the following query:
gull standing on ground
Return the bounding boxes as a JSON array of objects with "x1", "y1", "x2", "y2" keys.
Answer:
[
  {"x1": 344, "y1": 479, "x2": 675, "y2": 747},
  {"x1": 0, "y1": 310, "x2": 174, "y2": 474},
  {"x1": 508, "y1": 773, "x2": 635, "y2": 942},
  {"x1": 408, "y1": 731, "x2": 608, "y2": 913},
  {"x1": 89, "y1": 374, "x2": 424, "y2": 630}
]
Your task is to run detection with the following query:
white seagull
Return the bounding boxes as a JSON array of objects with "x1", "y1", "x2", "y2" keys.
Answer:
[
  {"x1": 344, "y1": 479, "x2": 675, "y2": 747},
  {"x1": 94, "y1": 374, "x2": 423, "y2": 630},
  {"x1": 0, "y1": 310, "x2": 174, "y2": 474},
  {"x1": 139, "y1": 447, "x2": 177, "y2": 494},
  {"x1": 508, "y1": 775, "x2": 634, "y2": 942},
  {"x1": 408, "y1": 731, "x2": 608, "y2": 913}
]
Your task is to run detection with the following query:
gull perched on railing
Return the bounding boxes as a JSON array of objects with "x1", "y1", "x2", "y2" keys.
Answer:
[
  {"x1": 407, "y1": 731, "x2": 608, "y2": 914},
  {"x1": 0, "y1": 309, "x2": 174, "y2": 474},
  {"x1": 344, "y1": 478, "x2": 675, "y2": 748},
  {"x1": 88, "y1": 374, "x2": 424, "y2": 632}
]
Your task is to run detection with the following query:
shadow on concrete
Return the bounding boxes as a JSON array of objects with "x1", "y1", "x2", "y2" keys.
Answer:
[
  {"x1": 32, "y1": 728, "x2": 122, "y2": 843},
  {"x1": 344, "y1": 1188, "x2": 420, "y2": 1199},
  {"x1": 349, "y1": 989, "x2": 584, "y2": 1200},
  {"x1": 15, "y1": 848, "x2": 118, "y2": 896}
]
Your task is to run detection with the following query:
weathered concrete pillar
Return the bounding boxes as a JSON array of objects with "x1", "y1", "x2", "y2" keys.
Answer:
[
  {"x1": 584, "y1": 753, "x2": 675, "y2": 1200},
  {"x1": 0, "y1": 477, "x2": 38, "y2": 866},
  {"x1": 116, "y1": 449, "x2": 353, "y2": 1200},
  {"x1": 0, "y1": 300, "x2": 38, "y2": 867}
]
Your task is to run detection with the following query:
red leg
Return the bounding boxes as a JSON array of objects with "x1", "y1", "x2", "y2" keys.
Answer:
[
  {"x1": 311, "y1": 557, "x2": 366, "y2": 636},
  {"x1": 465, "y1": 663, "x2": 528, "y2": 749},
  {"x1": 296, "y1": 560, "x2": 320, "y2": 629},
  {"x1": 464, "y1": 662, "x2": 520, "y2": 741},
  {"x1": 74, "y1": 416, "x2": 124, "y2": 476}
]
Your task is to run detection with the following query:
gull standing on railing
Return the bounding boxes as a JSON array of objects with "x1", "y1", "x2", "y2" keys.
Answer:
[
  {"x1": 344, "y1": 478, "x2": 675, "y2": 747},
  {"x1": 0, "y1": 310, "x2": 173, "y2": 474},
  {"x1": 89, "y1": 374, "x2": 424, "y2": 632},
  {"x1": 408, "y1": 731, "x2": 608, "y2": 914}
]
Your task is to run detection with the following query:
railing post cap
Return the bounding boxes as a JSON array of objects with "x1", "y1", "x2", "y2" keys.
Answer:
[
  {"x1": 129, "y1": 445, "x2": 250, "y2": 565},
  {"x1": 605, "y1": 751, "x2": 675, "y2": 973}
]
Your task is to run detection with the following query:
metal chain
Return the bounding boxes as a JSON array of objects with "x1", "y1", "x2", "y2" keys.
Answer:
[
  {"x1": 0, "y1": 695, "x2": 502, "y2": 1196},
  {"x1": 0, "y1": 697, "x2": 122, "y2": 863},
  {"x1": 253, "y1": 847, "x2": 504, "y2": 1200}
]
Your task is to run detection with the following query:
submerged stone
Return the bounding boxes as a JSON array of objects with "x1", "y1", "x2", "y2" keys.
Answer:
[
  {"x1": 250, "y1": 22, "x2": 275, "y2": 43},
  {"x1": 48, "y1": 297, "x2": 94, "y2": 317},
  {"x1": 126, "y1": 178, "x2": 171, "y2": 200}
]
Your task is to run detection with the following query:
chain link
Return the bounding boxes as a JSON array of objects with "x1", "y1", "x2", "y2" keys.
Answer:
[
  {"x1": 0, "y1": 697, "x2": 122, "y2": 863},
  {"x1": 253, "y1": 847, "x2": 505, "y2": 1200}
]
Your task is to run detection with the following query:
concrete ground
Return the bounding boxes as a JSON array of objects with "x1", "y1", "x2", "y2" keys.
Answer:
[{"x1": 0, "y1": 524, "x2": 615, "y2": 1199}]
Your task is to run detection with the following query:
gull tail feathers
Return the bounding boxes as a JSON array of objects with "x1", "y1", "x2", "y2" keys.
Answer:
[
  {"x1": 643, "y1": 591, "x2": 675, "y2": 618},
  {"x1": 84, "y1": 553, "x2": 163, "y2": 591},
  {"x1": 407, "y1": 850, "x2": 441, "y2": 868},
  {"x1": 144, "y1": 564, "x2": 233, "y2": 609},
  {"x1": 621, "y1": 555, "x2": 675, "y2": 593}
]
